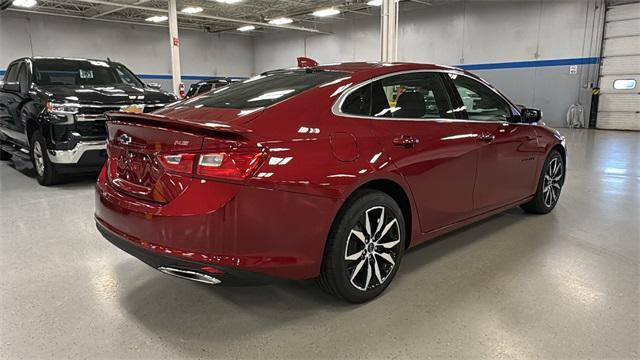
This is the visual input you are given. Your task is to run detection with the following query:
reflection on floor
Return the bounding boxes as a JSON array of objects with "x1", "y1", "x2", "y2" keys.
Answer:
[{"x1": 0, "y1": 128, "x2": 638, "y2": 358}]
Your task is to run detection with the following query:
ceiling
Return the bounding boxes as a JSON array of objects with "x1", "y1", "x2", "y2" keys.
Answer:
[{"x1": 1, "y1": 0, "x2": 436, "y2": 34}]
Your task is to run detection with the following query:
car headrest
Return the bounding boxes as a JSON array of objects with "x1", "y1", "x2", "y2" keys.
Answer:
[{"x1": 395, "y1": 92, "x2": 425, "y2": 118}]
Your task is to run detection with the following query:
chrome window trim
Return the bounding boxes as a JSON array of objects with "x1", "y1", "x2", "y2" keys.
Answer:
[{"x1": 330, "y1": 69, "x2": 522, "y2": 125}]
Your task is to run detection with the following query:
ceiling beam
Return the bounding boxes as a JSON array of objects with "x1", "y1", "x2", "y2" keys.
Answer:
[
  {"x1": 7, "y1": 7, "x2": 204, "y2": 31},
  {"x1": 90, "y1": 0, "x2": 150, "y2": 18},
  {"x1": 64, "y1": 0, "x2": 329, "y2": 33}
]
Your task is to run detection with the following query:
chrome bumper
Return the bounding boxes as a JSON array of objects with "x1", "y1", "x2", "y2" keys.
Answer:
[{"x1": 47, "y1": 140, "x2": 106, "y2": 164}]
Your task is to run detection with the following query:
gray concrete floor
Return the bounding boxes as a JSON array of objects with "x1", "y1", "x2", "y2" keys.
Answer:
[{"x1": 0, "y1": 129, "x2": 638, "y2": 359}]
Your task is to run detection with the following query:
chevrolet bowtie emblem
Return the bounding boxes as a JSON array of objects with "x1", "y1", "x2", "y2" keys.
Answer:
[
  {"x1": 120, "y1": 104, "x2": 145, "y2": 114},
  {"x1": 118, "y1": 133, "x2": 132, "y2": 145}
]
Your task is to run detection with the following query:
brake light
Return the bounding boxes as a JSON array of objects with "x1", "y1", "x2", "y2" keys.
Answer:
[{"x1": 158, "y1": 148, "x2": 266, "y2": 182}]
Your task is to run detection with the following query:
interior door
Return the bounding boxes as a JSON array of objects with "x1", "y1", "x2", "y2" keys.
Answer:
[
  {"x1": 447, "y1": 73, "x2": 541, "y2": 211},
  {"x1": 363, "y1": 72, "x2": 481, "y2": 233}
]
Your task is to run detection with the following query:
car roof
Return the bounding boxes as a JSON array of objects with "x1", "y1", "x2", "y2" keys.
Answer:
[{"x1": 314, "y1": 62, "x2": 462, "y2": 74}]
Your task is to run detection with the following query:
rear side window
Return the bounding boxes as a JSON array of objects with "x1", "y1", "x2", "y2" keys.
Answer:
[
  {"x1": 185, "y1": 70, "x2": 348, "y2": 109},
  {"x1": 341, "y1": 84, "x2": 372, "y2": 116}
]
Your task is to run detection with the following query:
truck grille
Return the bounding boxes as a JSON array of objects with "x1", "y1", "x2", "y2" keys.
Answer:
[{"x1": 76, "y1": 120, "x2": 107, "y2": 137}]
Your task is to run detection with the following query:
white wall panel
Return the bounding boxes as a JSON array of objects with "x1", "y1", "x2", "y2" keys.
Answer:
[
  {"x1": 597, "y1": 112, "x2": 640, "y2": 130},
  {"x1": 605, "y1": 2, "x2": 640, "y2": 21},
  {"x1": 600, "y1": 55, "x2": 640, "y2": 75},
  {"x1": 605, "y1": 18, "x2": 640, "y2": 38},
  {"x1": 597, "y1": 2, "x2": 640, "y2": 130},
  {"x1": 599, "y1": 75, "x2": 639, "y2": 93},
  {"x1": 602, "y1": 36, "x2": 640, "y2": 57}
]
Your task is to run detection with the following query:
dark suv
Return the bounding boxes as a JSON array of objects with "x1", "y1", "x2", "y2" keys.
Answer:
[{"x1": 0, "y1": 57, "x2": 177, "y2": 185}]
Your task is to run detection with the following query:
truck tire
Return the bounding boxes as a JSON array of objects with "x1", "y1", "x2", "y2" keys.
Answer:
[
  {"x1": 0, "y1": 145, "x2": 11, "y2": 161},
  {"x1": 30, "y1": 130, "x2": 61, "y2": 186}
]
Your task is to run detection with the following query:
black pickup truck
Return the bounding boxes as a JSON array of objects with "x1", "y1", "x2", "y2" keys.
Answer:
[{"x1": 0, "y1": 57, "x2": 177, "y2": 185}]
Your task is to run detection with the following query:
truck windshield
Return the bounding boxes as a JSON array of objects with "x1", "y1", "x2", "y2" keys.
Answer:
[
  {"x1": 33, "y1": 59, "x2": 143, "y2": 87},
  {"x1": 183, "y1": 70, "x2": 349, "y2": 109}
]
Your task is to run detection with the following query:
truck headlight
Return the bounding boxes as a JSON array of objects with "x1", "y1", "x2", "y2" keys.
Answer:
[{"x1": 47, "y1": 101, "x2": 79, "y2": 114}]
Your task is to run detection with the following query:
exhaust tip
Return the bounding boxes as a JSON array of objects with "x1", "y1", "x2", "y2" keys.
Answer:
[{"x1": 157, "y1": 267, "x2": 221, "y2": 285}]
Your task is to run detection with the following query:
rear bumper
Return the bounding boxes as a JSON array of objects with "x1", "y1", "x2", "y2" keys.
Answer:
[
  {"x1": 95, "y1": 166, "x2": 341, "y2": 280},
  {"x1": 96, "y1": 220, "x2": 281, "y2": 285}
]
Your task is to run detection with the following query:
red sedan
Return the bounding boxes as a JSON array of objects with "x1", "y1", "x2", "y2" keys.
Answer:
[{"x1": 95, "y1": 60, "x2": 566, "y2": 302}]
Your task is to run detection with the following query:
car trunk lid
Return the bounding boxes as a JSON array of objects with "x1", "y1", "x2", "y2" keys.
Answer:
[{"x1": 105, "y1": 110, "x2": 253, "y2": 203}]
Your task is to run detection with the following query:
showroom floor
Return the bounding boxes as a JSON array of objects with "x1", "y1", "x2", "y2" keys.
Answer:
[{"x1": 0, "y1": 129, "x2": 638, "y2": 359}]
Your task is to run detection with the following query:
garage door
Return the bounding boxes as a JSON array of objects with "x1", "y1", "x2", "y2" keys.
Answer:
[{"x1": 597, "y1": 1, "x2": 640, "y2": 130}]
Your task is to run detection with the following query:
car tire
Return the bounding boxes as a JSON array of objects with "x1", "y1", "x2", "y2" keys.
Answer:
[
  {"x1": 30, "y1": 130, "x2": 60, "y2": 186},
  {"x1": 318, "y1": 189, "x2": 406, "y2": 303},
  {"x1": 521, "y1": 149, "x2": 565, "y2": 214}
]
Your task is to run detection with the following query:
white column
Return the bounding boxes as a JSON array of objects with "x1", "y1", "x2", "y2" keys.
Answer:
[
  {"x1": 380, "y1": 0, "x2": 398, "y2": 62},
  {"x1": 168, "y1": 0, "x2": 181, "y2": 95}
]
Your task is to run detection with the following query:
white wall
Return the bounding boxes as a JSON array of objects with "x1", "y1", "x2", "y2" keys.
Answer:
[
  {"x1": 252, "y1": 0, "x2": 604, "y2": 127},
  {"x1": 0, "y1": 11, "x2": 254, "y2": 80},
  {"x1": 1, "y1": 0, "x2": 604, "y2": 127},
  {"x1": 254, "y1": 0, "x2": 600, "y2": 71}
]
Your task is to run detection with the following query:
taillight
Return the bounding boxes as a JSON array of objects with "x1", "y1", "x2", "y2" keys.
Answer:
[
  {"x1": 158, "y1": 148, "x2": 265, "y2": 182},
  {"x1": 158, "y1": 153, "x2": 196, "y2": 174}
]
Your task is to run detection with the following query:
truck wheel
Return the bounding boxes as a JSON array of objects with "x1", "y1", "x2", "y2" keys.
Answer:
[
  {"x1": 30, "y1": 131, "x2": 60, "y2": 186},
  {"x1": 0, "y1": 145, "x2": 11, "y2": 161}
]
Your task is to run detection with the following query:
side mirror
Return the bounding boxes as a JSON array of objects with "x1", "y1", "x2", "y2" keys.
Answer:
[
  {"x1": 146, "y1": 82, "x2": 162, "y2": 90},
  {"x1": 3, "y1": 82, "x2": 21, "y2": 92},
  {"x1": 520, "y1": 107, "x2": 542, "y2": 123}
]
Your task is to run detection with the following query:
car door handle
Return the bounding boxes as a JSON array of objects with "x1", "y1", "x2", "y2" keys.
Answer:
[
  {"x1": 478, "y1": 133, "x2": 495, "y2": 143},
  {"x1": 393, "y1": 135, "x2": 420, "y2": 148}
]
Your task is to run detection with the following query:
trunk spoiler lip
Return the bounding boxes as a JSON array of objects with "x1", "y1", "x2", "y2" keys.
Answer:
[{"x1": 104, "y1": 111, "x2": 253, "y2": 134}]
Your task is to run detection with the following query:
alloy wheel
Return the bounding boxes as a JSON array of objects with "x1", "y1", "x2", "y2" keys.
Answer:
[
  {"x1": 344, "y1": 206, "x2": 401, "y2": 291},
  {"x1": 33, "y1": 141, "x2": 45, "y2": 177},
  {"x1": 543, "y1": 157, "x2": 563, "y2": 207}
]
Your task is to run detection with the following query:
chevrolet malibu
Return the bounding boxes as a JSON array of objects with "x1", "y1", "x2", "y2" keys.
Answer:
[{"x1": 95, "y1": 60, "x2": 566, "y2": 303}]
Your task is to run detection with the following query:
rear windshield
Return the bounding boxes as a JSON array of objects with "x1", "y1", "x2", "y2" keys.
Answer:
[
  {"x1": 183, "y1": 70, "x2": 348, "y2": 109},
  {"x1": 33, "y1": 59, "x2": 143, "y2": 87}
]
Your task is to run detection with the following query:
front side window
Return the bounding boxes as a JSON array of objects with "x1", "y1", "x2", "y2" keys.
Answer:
[
  {"x1": 184, "y1": 70, "x2": 348, "y2": 110},
  {"x1": 114, "y1": 64, "x2": 143, "y2": 87},
  {"x1": 17, "y1": 63, "x2": 29, "y2": 92},
  {"x1": 371, "y1": 72, "x2": 456, "y2": 119},
  {"x1": 449, "y1": 74, "x2": 511, "y2": 122}
]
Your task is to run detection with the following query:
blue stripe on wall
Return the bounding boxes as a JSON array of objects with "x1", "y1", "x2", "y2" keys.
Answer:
[
  {"x1": 456, "y1": 57, "x2": 599, "y2": 71},
  {"x1": 0, "y1": 57, "x2": 599, "y2": 79}
]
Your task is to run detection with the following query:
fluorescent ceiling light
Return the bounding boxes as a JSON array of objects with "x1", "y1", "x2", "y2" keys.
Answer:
[
  {"x1": 12, "y1": 0, "x2": 37, "y2": 7},
  {"x1": 145, "y1": 15, "x2": 168, "y2": 22},
  {"x1": 215, "y1": 0, "x2": 242, "y2": 4},
  {"x1": 367, "y1": 0, "x2": 382, "y2": 6},
  {"x1": 181, "y1": 6, "x2": 203, "y2": 14},
  {"x1": 312, "y1": 8, "x2": 340, "y2": 17},
  {"x1": 268, "y1": 17, "x2": 293, "y2": 25},
  {"x1": 237, "y1": 25, "x2": 255, "y2": 32}
]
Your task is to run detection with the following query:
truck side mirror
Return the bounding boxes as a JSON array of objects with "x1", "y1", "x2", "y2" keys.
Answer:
[{"x1": 2, "y1": 82, "x2": 20, "y2": 92}]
